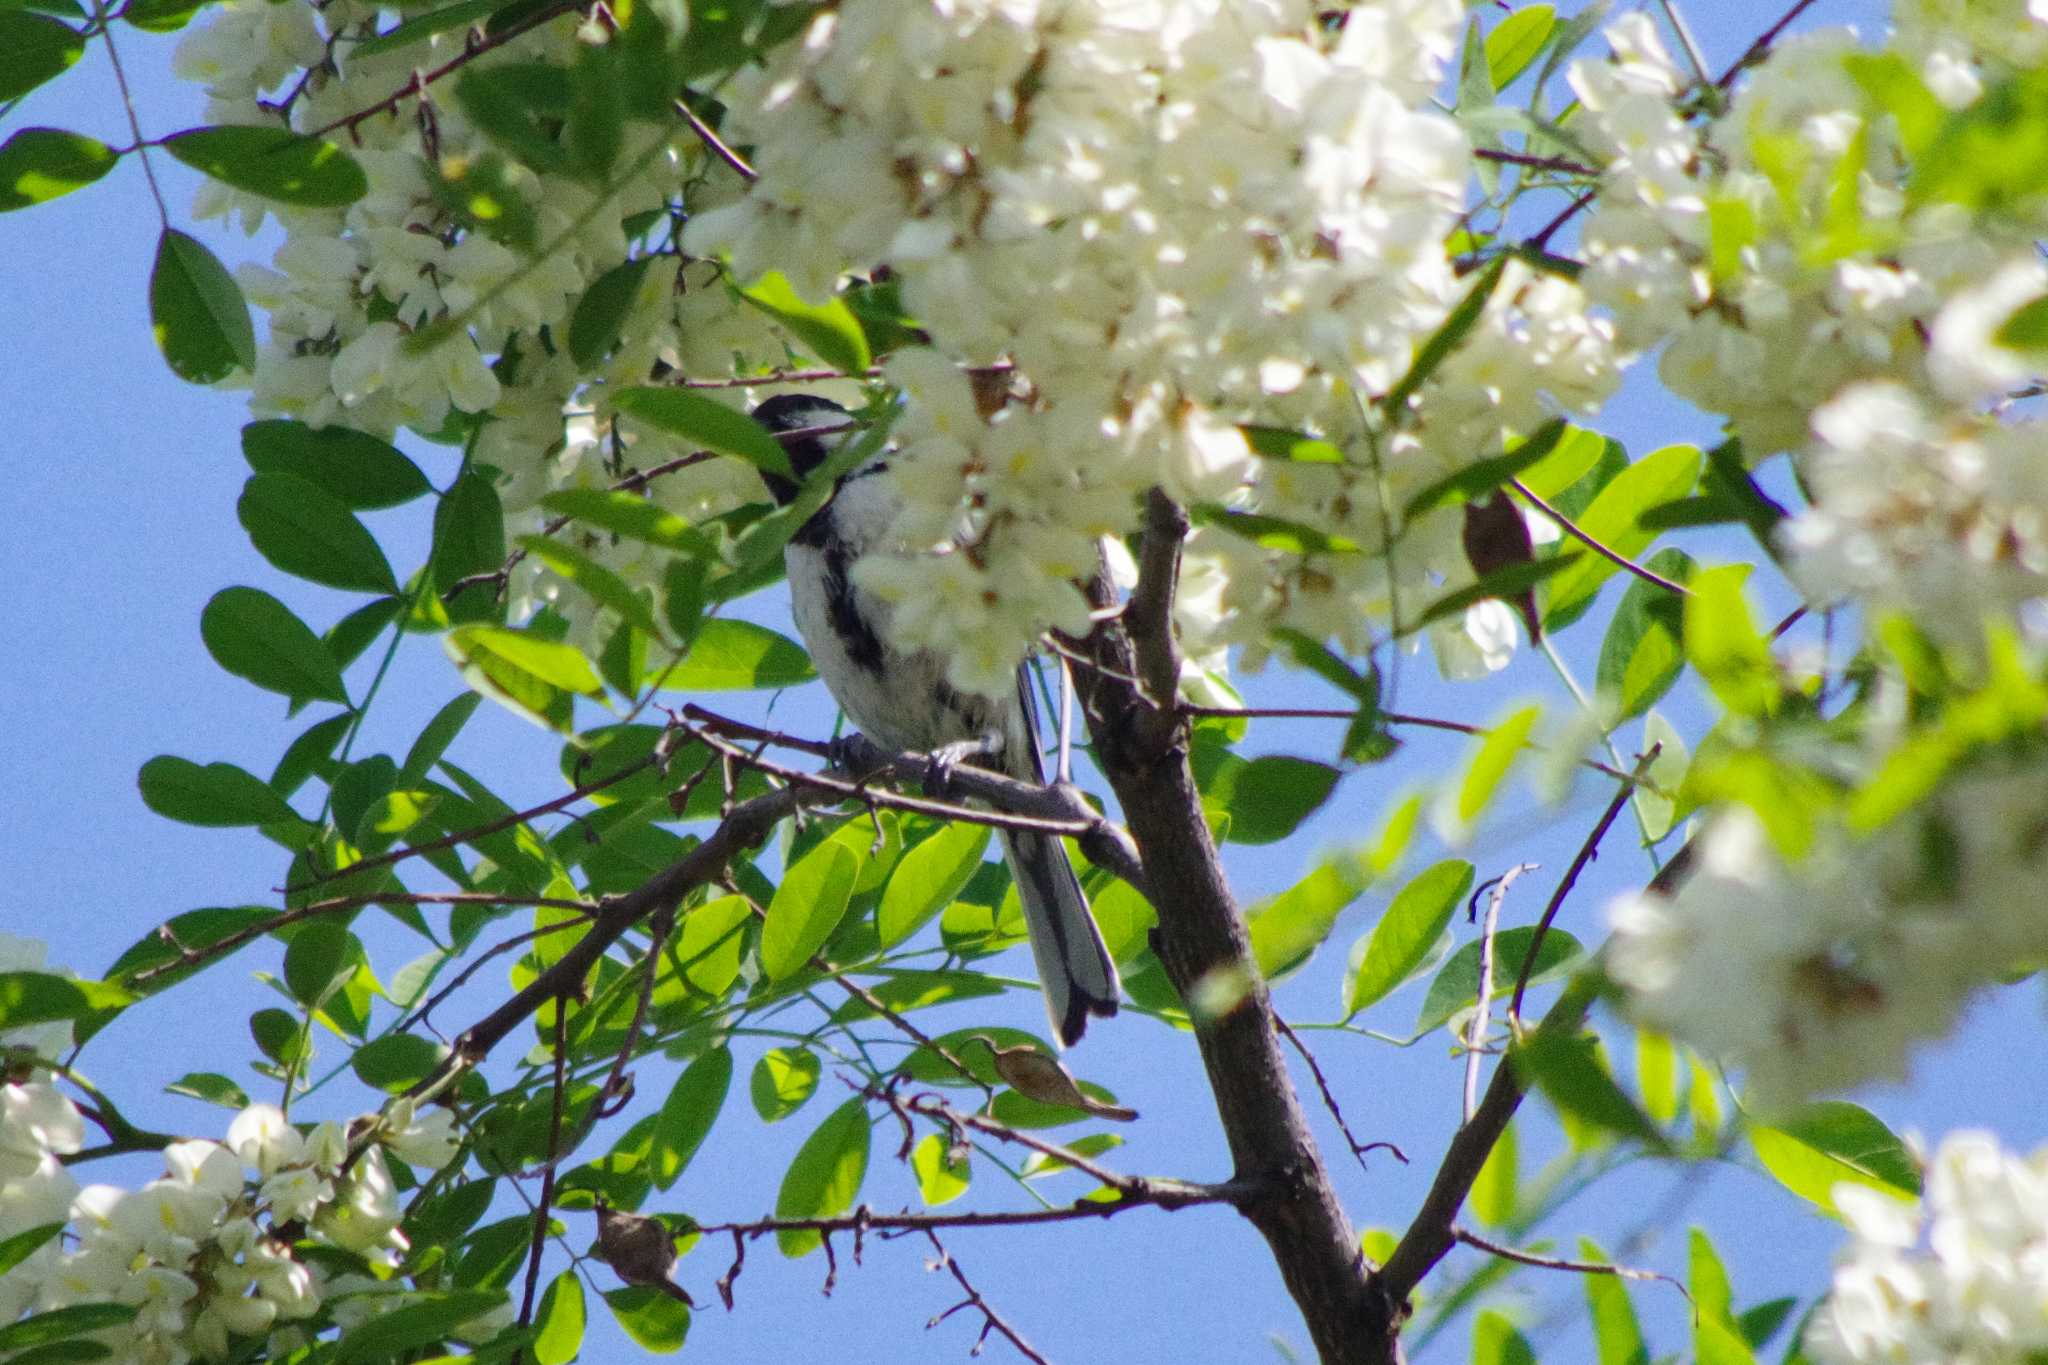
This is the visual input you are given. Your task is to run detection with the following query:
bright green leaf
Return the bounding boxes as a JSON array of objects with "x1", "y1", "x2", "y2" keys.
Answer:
[
  {"x1": 0, "y1": 127, "x2": 114, "y2": 212},
  {"x1": 1541, "y1": 443, "x2": 1703, "y2": 631},
  {"x1": 912, "y1": 1133, "x2": 971, "y2": 1206},
  {"x1": 0, "y1": 974, "x2": 135, "y2": 1032},
  {"x1": 1486, "y1": 4, "x2": 1555, "y2": 90},
  {"x1": 1344, "y1": 859, "x2": 1474, "y2": 1017},
  {"x1": 613, "y1": 387, "x2": 794, "y2": 479},
  {"x1": 533, "y1": 1271, "x2": 586, "y2": 1365},
  {"x1": 1455, "y1": 703, "x2": 1542, "y2": 826},
  {"x1": 1685, "y1": 563, "x2": 1778, "y2": 717},
  {"x1": 1580, "y1": 1237, "x2": 1649, "y2": 1365},
  {"x1": 1596, "y1": 549, "x2": 1694, "y2": 719},
  {"x1": 1515, "y1": 1031, "x2": 1666, "y2": 1149},
  {"x1": 750, "y1": 1046, "x2": 822, "y2": 1122},
  {"x1": 738, "y1": 271, "x2": 872, "y2": 375},
  {"x1": 775, "y1": 1099, "x2": 871, "y2": 1257},
  {"x1": 760, "y1": 840, "x2": 857, "y2": 981},
  {"x1": 519, "y1": 536, "x2": 664, "y2": 640},
  {"x1": 1411, "y1": 927, "x2": 1585, "y2": 1038},
  {"x1": 657, "y1": 619, "x2": 815, "y2": 690},
  {"x1": 877, "y1": 822, "x2": 991, "y2": 949},
  {"x1": 653, "y1": 1048, "x2": 731, "y2": 1189}
]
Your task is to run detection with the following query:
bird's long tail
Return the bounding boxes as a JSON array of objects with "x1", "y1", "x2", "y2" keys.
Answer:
[{"x1": 998, "y1": 828, "x2": 1120, "y2": 1047}]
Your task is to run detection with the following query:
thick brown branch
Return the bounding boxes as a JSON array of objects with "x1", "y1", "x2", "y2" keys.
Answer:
[{"x1": 1067, "y1": 488, "x2": 1399, "y2": 1364}]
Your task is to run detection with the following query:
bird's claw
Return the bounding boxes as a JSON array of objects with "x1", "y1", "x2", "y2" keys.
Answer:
[{"x1": 923, "y1": 731, "x2": 1003, "y2": 797}]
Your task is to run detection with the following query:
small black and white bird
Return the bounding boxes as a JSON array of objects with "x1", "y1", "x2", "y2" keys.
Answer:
[{"x1": 753, "y1": 393, "x2": 1120, "y2": 1047}]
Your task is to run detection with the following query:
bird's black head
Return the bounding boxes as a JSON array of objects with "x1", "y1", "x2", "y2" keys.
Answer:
[{"x1": 752, "y1": 394, "x2": 851, "y2": 506}]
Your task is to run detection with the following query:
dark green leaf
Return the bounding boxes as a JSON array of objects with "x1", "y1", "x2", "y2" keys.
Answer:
[
  {"x1": 541, "y1": 488, "x2": 717, "y2": 557},
  {"x1": 565, "y1": 43, "x2": 623, "y2": 178},
  {"x1": 151, "y1": 228, "x2": 255, "y2": 382},
  {"x1": 1411, "y1": 927, "x2": 1585, "y2": 1037},
  {"x1": 1343, "y1": 859, "x2": 1473, "y2": 1017},
  {"x1": 239, "y1": 472, "x2": 399, "y2": 593},
  {"x1": 325, "y1": 597, "x2": 403, "y2": 676},
  {"x1": 249, "y1": 1007, "x2": 307, "y2": 1067},
  {"x1": 1515, "y1": 1031, "x2": 1667, "y2": 1148},
  {"x1": 120, "y1": 0, "x2": 205, "y2": 31},
  {"x1": 428, "y1": 148, "x2": 538, "y2": 250},
  {"x1": 1269, "y1": 627, "x2": 1377, "y2": 702},
  {"x1": 0, "y1": 127, "x2": 114, "y2": 212},
  {"x1": 241, "y1": 419, "x2": 430, "y2": 509},
  {"x1": 613, "y1": 387, "x2": 795, "y2": 478},
  {"x1": 162, "y1": 125, "x2": 367, "y2": 207},
  {"x1": 1208, "y1": 754, "x2": 1342, "y2": 845},
  {"x1": 402, "y1": 692, "x2": 485, "y2": 783},
  {"x1": 283, "y1": 921, "x2": 352, "y2": 1006},
  {"x1": 201, "y1": 586, "x2": 349, "y2": 703},
  {"x1": 1193, "y1": 505, "x2": 1359, "y2": 554},
  {"x1": 456, "y1": 61, "x2": 571, "y2": 172},
  {"x1": 107, "y1": 906, "x2": 275, "y2": 991},
  {"x1": 1403, "y1": 418, "x2": 1567, "y2": 519},
  {"x1": 352, "y1": 1034, "x2": 447, "y2": 1092},
  {"x1": 0, "y1": 1305, "x2": 137, "y2": 1355},
  {"x1": 775, "y1": 1099, "x2": 871, "y2": 1257},
  {"x1": 760, "y1": 841, "x2": 857, "y2": 981},
  {"x1": 657, "y1": 618, "x2": 815, "y2": 690},
  {"x1": 1596, "y1": 549, "x2": 1693, "y2": 719},
  {"x1": 567, "y1": 258, "x2": 655, "y2": 367},
  {"x1": 1414, "y1": 553, "x2": 1579, "y2": 632},
  {"x1": 1382, "y1": 255, "x2": 1506, "y2": 419},
  {"x1": 653, "y1": 1047, "x2": 730, "y2": 1189},
  {"x1": 329, "y1": 1290, "x2": 508, "y2": 1362},
  {"x1": 139, "y1": 755, "x2": 298, "y2": 826},
  {"x1": 0, "y1": 12, "x2": 82, "y2": 102},
  {"x1": 737, "y1": 271, "x2": 871, "y2": 374}
]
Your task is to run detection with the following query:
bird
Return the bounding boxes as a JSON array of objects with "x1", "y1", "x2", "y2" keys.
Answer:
[
  {"x1": 963, "y1": 1034, "x2": 1138, "y2": 1121},
  {"x1": 752, "y1": 392, "x2": 1120, "y2": 1047},
  {"x1": 592, "y1": 1197, "x2": 694, "y2": 1306}
]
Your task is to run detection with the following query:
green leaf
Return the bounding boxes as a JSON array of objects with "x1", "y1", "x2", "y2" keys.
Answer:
[
  {"x1": 760, "y1": 841, "x2": 857, "y2": 981},
  {"x1": 162, "y1": 125, "x2": 367, "y2": 207},
  {"x1": 738, "y1": 271, "x2": 872, "y2": 374},
  {"x1": 1470, "y1": 1119, "x2": 1516, "y2": 1227},
  {"x1": 567, "y1": 257, "x2": 656, "y2": 366},
  {"x1": 1454, "y1": 703, "x2": 1541, "y2": 827},
  {"x1": 1403, "y1": 418, "x2": 1567, "y2": 519},
  {"x1": 151, "y1": 228, "x2": 255, "y2": 383},
  {"x1": 1247, "y1": 856, "x2": 1370, "y2": 980},
  {"x1": 329, "y1": 1290, "x2": 508, "y2": 1362},
  {"x1": 541, "y1": 488, "x2": 717, "y2": 558},
  {"x1": 107, "y1": 907, "x2": 275, "y2": 992},
  {"x1": 775, "y1": 1098, "x2": 871, "y2": 1257},
  {"x1": 1413, "y1": 553, "x2": 1579, "y2": 632},
  {"x1": 519, "y1": 536, "x2": 664, "y2": 640},
  {"x1": 653, "y1": 1047, "x2": 731, "y2": 1189},
  {"x1": 657, "y1": 619, "x2": 815, "y2": 690},
  {"x1": 0, "y1": 127, "x2": 114, "y2": 212},
  {"x1": 1517, "y1": 423, "x2": 1609, "y2": 502},
  {"x1": 241, "y1": 419, "x2": 430, "y2": 509},
  {"x1": 750, "y1": 1046, "x2": 822, "y2": 1122},
  {"x1": 1411, "y1": 927, "x2": 1585, "y2": 1037},
  {"x1": 912, "y1": 1132, "x2": 971, "y2": 1206},
  {"x1": 1580, "y1": 1237, "x2": 1649, "y2": 1365},
  {"x1": 352, "y1": 1034, "x2": 447, "y2": 1092},
  {"x1": 533, "y1": 1271, "x2": 586, "y2": 1365},
  {"x1": 603, "y1": 1286, "x2": 690, "y2": 1351},
  {"x1": 613, "y1": 387, "x2": 795, "y2": 478},
  {"x1": 433, "y1": 470, "x2": 508, "y2": 590},
  {"x1": 0, "y1": 973, "x2": 135, "y2": 1032},
  {"x1": 1486, "y1": 4, "x2": 1555, "y2": 89},
  {"x1": 448, "y1": 626, "x2": 603, "y2": 726},
  {"x1": 877, "y1": 822, "x2": 991, "y2": 948},
  {"x1": 1241, "y1": 425, "x2": 1344, "y2": 464},
  {"x1": 401, "y1": 692, "x2": 484, "y2": 783},
  {"x1": 1595, "y1": 549, "x2": 1694, "y2": 719},
  {"x1": 1207, "y1": 754, "x2": 1342, "y2": 845},
  {"x1": 1471, "y1": 1309, "x2": 1538, "y2": 1365},
  {"x1": 0, "y1": 1223, "x2": 64, "y2": 1279},
  {"x1": 456, "y1": 60, "x2": 571, "y2": 172},
  {"x1": 0, "y1": 1305, "x2": 137, "y2": 1355},
  {"x1": 283, "y1": 920, "x2": 352, "y2": 1008},
  {"x1": 120, "y1": 0, "x2": 204, "y2": 31},
  {"x1": 1383, "y1": 255, "x2": 1507, "y2": 420},
  {"x1": 200, "y1": 587, "x2": 349, "y2": 704},
  {"x1": 1540, "y1": 443, "x2": 1702, "y2": 631},
  {"x1": 350, "y1": 0, "x2": 502, "y2": 59},
  {"x1": 1684, "y1": 564, "x2": 1778, "y2": 717},
  {"x1": 1514, "y1": 1031, "x2": 1666, "y2": 1149},
  {"x1": 0, "y1": 12, "x2": 83, "y2": 102},
  {"x1": 1193, "y1": 505, "x2": 1359, "y2": 555},
  {"x1": 1750, "y1": 1101, "x2": 1921, "y2": 1214},
  {"x1": 139, "y1": 755, "x2": 298, "y2": 827},
  {"x1": 1343, "y1": 860, "x2": 1474, "y2": 1017},
  {"x1": 239, "y1": 472, "x2": 398, "y2": 594}
]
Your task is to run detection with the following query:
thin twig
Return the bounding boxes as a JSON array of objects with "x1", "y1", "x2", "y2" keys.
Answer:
[
  {"x1": 1473, "y1": 148, "x2": 1597, "y2": 177},
  {"x1": 673, "y1": 98, "x2": 757, "y2": 180},
  {"x1": 1275, "y1": 1016, "x2": 1406, "y2": 1173},
  {"x1": 1510, "y1": 478, "x2": 1689, "y2": 599},
  {"x1": 1508, "y1": 746, "x2": 1657, "y2": 1025},
  {"x1": 515, "y1": 1002, "x2": 573, "y2": 1342},
  {"x1": 1717, "y1": 0, "x2": 1821, "y2": 88},
  {"x1": 922, "y1": 1229, "x2": 1051, "y2": 1365},
  {"x1": 97, "y1": 19, "x2": 168, "y2": 228},
  {"x1": 1452, "y1": 1227, "x2": 1690, "y2": 1301},
  {"x1": 310, "y1": 3, "x2": 581, "y2": 139},
  {"x1": 1464, "y1": 865, "x2": 1536, "y2": 1123}
]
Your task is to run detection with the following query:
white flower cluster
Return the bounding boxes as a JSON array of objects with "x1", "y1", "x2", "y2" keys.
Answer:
[
  {"x1": 691, "y1": 0, "x2": 1620, "y2": 694},
  {"x1": 0, "y1": 932, "x2": 468, "y2": 1360},
  {"x1": 1606, "y1": 762, "x2": 2048, "y2": 1115},
  {"x1": 1807, "y1": 1130, "x2": 2048, "y2": 1364}
]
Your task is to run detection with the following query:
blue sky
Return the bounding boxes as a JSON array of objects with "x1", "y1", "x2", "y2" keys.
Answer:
[{"x1": 5, "y1": 3, "x2": 2043, "y2": 1362}]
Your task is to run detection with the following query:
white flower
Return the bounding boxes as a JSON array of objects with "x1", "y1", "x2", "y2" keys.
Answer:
[
  {"x1": 0, "y1": 1082, "x2": 85, "y2": 1181},
  {"x1": 228, "y1": 1104, "x2": 304, "y2": 1176}
]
